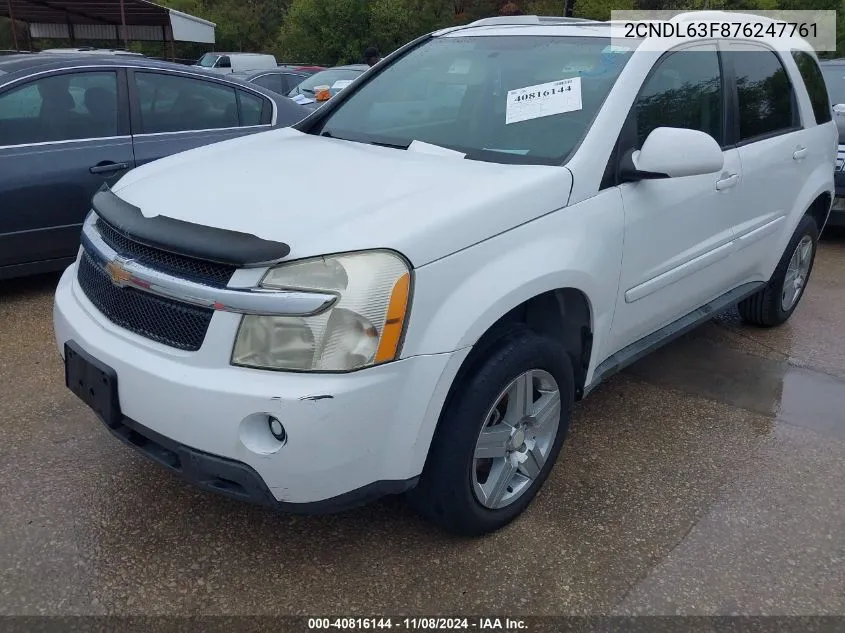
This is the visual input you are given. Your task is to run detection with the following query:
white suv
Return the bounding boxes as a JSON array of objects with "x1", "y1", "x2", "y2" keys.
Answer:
[{"x1": 54, "y1": 14, "x2": 836, "y2": 535}]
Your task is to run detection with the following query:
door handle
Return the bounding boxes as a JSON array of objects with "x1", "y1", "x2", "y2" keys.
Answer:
[
  {"x1": 90, "y1": 161, "x2": 130, "y2": 174},
  {"x1": 793, "y1": 147, "x2": 808, "y2": 160},
  {"x1": 715, "y1": 173, "x2": 739, "y2": 191}
]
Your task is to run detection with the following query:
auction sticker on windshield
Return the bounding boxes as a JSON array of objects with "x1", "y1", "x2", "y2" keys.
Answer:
[{"x1": 505, "y1": 77, "x2": 582, "y2": 125}]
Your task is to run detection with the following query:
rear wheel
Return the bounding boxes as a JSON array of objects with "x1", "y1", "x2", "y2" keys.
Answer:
[
  {"x1": 738, "y1": 214, "x2": 818, "y2": 327},
  {"x1": 408, "y1": 328, "x2": 573, "y2": 536}
]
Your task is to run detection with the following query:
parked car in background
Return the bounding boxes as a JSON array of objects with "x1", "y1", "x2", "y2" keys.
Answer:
[
  {"x1": 232, "y1": 68, "x2": 310, "y2": 96},
  {"x1": 41, "y1": 47, "x2": 145, "y2": 57},
  {"x1": 820, "y1": 58, "x2": 845, "y2": 225},
  {"x1": 195, "y1": 52, "x2": 277, "y2": 74},
  {"x1": 278, "y1": 63, "x2": 326, "y2": 74},
  {"x1": 288, "y1": 64, "x2": 368, "y2": 107},
  {"x1": 0, "y1": 54, "x2": 307, "y2": 280}
]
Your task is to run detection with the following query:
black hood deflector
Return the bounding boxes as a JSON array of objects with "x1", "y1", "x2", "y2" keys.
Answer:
[{"x1": 91, "y1": 186, "x2": 291, "y2": 266}]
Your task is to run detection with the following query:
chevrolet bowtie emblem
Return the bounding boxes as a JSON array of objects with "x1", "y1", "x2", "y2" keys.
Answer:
[{"x1": 105, "y1": 258, "x2": 133, "y2": 286}]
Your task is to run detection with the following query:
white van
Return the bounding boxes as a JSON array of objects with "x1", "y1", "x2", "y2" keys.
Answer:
[{"x1": 195, "y1": 52, "x2": 277, "y2": 74}]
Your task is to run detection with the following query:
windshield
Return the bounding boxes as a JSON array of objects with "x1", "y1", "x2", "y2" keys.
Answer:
[
  {"x1": 196, "y1": 53, "x2": 219, "y2": 68},
  {"x1": 821, "y1": 65, "x2": 845, "y2": 105},
  {"x1": 289, "y1": 68, "x2": 364, "y2": 97},
  {"x1": 315, "y1": 35, "x2": 634, "y2": 165}
]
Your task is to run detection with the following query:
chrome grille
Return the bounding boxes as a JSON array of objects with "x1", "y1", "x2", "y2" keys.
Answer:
[
  {"x1": 77, "y1": 249, "x2": 213, "y2": 352},
  {"x1": 96, "y1": 219, "x2": 236, "y2": 287}
]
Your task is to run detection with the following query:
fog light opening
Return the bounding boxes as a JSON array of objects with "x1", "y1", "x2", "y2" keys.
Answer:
[{"x1": 268, "y1": 417, "x2": 287, "y2": 444}]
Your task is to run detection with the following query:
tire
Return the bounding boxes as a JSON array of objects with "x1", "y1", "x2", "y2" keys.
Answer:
[
  {"x1": 407, "y1": 327, "x2": 574, "y2": 536},
  {"x1": 738, "y1": 214, "x2": 819, "y2": 327}
]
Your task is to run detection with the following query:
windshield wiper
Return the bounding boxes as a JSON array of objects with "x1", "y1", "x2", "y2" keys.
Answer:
[{"x1": 320, "y1": 130, "x2": 410, "y2": 150}]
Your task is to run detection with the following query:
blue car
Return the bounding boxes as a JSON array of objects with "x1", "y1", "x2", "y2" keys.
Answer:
[{"x1": 0, "y1": 53, "x2": 308, "y2": 280}]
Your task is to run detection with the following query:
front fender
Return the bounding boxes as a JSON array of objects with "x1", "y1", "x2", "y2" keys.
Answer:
[{"x1": 401, "y1": 189, "x2": 626, "y2": 386}]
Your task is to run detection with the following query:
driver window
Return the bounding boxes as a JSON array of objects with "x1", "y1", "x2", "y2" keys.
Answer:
[
  {"x1": 217, "y1": 56, "x2": 232, "y2": 69},
  {"x1": 633, "y1": 45, "x2": 724, "y2": 148}
]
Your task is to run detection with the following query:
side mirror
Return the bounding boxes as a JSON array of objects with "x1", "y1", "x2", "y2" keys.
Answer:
[
  {"x1": 620, "y1": 127, "x2": 724, "y2": 182},
  {"x1": 833, "y1": 103, "x2": 845, "y2": 116}
]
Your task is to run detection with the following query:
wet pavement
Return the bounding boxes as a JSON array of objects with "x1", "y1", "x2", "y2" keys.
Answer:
[{"x1": 1, "y1": 233, "x2": 844, "y2": 617}]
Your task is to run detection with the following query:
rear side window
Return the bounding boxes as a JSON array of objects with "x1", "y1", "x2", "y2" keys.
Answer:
[
  {"x1": 237, "y1": 89, "x2": 266, "y2": 126},
  {"x1": 282, "y1": 73, "x2": 307, "y2": 92},
  {"x1": 634, "y1": 46, "x2": 724, "y2": 147},
  {"x1": 729, "y1": 49, "x2": 796, "y2": 142},
  {"x1": 134, "y1": 72, "x2": 240, "y2": 133},
  {"x1": 791, "y1": 50, "x2": 832, "y2": 124},
  {"x1": 252, "y1": 73, "x2": 284, "y2": 94},
  {"x1": 0, "y1": 71, "x2": 119, "y2": 146}
]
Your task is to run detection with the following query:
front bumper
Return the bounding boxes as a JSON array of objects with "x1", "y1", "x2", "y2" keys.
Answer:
[
  {"x1": 54, "y1": 264, "x2": 462, "y2": 509},
  {"x1": 101, "y1": 411, "x2": 417, "y2": 513}
]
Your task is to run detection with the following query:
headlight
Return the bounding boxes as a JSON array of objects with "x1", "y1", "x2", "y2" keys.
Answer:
[{"x1": 231, "y1": 251, "x2": 411, "y2": 372}]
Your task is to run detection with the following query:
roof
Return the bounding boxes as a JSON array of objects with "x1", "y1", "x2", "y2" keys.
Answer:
[
  {"x1": 328, "y1": 64, "x2": 369, "y2": 71},
  {"x1": 432, "y1": 15, "x2": 610, "y2": 37},
  {"x1": 41, "y1": 47, "x2": 144, "y2": 55},
  {"x1": 436, "y1": 18, "x2": 615, "y2": 39},
  {"x1": 204, "y1": 52, "x2": 275, "y2": 58},
  {"x1": 0, "y1": 53, "x2": 208, "y2": 78},
  {"x1": 232, "y1": 69, "x2": 309, "y2": 81},
  {"x1": 1, "y1": 0, "x2": 216, "y2": 44}
]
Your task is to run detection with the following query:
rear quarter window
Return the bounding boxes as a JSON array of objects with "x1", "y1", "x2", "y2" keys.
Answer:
[
  {"x1": 728, "y1": 48, "x2": 798, "y2": 142},
  {"x1": 792, "y1": 50, "x2": 832, "y2": 124}
]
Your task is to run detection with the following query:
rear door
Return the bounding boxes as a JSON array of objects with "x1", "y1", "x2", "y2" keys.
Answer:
[
  {"x1": 127, "y1": 69, "x2": 275, "y2": 168},
  {"x1": 721, "y1": 44, "x2": 811, "y2": 279},
  {"x1": 0, "y1": 68, "x2": 133, "y2": 271}
]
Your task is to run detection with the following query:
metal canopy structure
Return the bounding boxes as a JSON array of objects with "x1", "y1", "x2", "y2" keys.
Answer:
[{"x1": 2, "y1": 0, "x2": 216, "y2": 51}]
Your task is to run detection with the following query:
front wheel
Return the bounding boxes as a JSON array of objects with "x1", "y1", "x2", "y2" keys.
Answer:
[
  {"x1": 407, "y1": 328, "x2": 574, "y2": 536},
  {"x1": 738, "y1": 214, "x2": 818, "y2": 327}
]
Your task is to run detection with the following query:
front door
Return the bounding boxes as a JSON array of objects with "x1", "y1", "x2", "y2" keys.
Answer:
[
  {"x1": 608, "y1": 43, "x2": 744, "y2": 354},
  {"x1": 0, "y1": 69, "x2": 133, "y2": 271}
]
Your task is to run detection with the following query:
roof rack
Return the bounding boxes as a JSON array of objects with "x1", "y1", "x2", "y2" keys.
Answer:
[
  {"x1": 467, "y1": 15, "x2": 597, "y2": 27},
  {"x1": 670, "y1": 10, "x2": 780, "y2": 24}
]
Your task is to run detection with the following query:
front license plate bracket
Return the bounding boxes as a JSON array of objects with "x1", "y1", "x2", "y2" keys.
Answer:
[{"x1": 64, "y1": 341, "x2": 121, "y2": 428}]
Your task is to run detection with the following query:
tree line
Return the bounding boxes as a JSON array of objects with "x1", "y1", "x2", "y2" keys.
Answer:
[{"x1": 2, "y1": 0, "x2": 844, "y2": 64}]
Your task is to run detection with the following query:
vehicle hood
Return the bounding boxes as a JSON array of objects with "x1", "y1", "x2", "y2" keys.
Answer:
[{"x1": 112, "y1": 128, "x2": 573, "y2": 267}]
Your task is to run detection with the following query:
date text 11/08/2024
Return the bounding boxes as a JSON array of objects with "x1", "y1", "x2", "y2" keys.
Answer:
[{"x1": 307, "y1": 617, "x2": 528, "y2": 630}]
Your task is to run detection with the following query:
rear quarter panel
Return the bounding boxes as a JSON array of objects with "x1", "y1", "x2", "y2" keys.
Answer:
[
  {"x1": 759, "y1": 120, "x2": 836, "y2": 280},
  {"x1": 754, "y1": 50, "x2": 836, "y2": 281}
]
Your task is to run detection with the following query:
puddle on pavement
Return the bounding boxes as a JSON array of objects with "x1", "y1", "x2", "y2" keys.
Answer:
[{"x1": 625, "y1": 331, "x2": 845, "y2": 439}]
